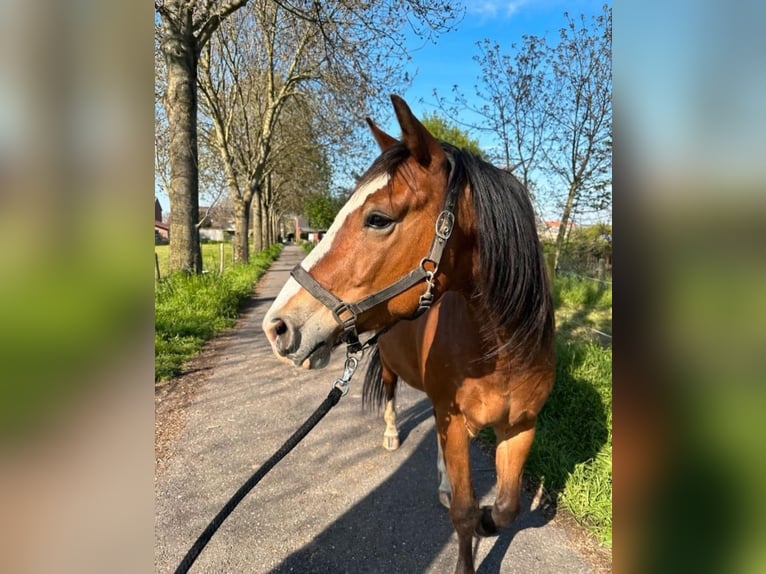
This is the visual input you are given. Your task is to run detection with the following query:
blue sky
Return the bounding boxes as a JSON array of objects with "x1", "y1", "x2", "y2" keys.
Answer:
[{"x1": 394, "y1": 0, "x2": 605, "y2": 150}]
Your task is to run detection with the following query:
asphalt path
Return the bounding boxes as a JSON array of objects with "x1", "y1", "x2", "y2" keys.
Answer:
[{"x1": 155, "y1": 245, "x2": 606, "y2": 573}]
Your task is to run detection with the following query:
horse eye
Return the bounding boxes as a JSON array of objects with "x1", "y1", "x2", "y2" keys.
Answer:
[{"x1": 365, "y1": 212, "x2": 394, "y2": 230}]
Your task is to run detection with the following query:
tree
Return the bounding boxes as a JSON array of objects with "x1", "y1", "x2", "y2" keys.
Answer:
[
  {"x1": 195, "y1": 0, "x2": 460, "y2": 263},
  {"x1": 155, "y1": 0, "x2": 250, "y2": 273},
  {"x1": 434, "y1": 33, "x2": 549, "y2": 222},
  {"x1": 420, "y1": 112, "x2": 486, "y2": 158},
  {"x1": 546, "y1": 6, "x2": 612, "y2": 271},
  {"x1": 434, "y1": 5, "x2": 611, "y2": 274},
  {"x1": 303, "y1": 191, "x2": 344, "y2": 230},
  {"x1": 268, "y1": 100, "x2": 333, "y2": 244},
  {"x1": 435, "y1": 35, "x2": 548, "y2": 188}
]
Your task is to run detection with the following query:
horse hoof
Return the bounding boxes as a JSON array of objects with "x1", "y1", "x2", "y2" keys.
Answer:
[
  {"x1": 474, "y1": 506, "x2": 499, "y2": 537},
  {"x1": 438, "y1": 490, "x2": 451, "y2": 509},
  {"x1": 382, "y1": 434, "x2": 400, "y2": 451}
]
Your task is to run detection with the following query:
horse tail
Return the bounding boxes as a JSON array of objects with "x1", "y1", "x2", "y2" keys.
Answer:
[{"x1": 362, "y1": 345, "x2": 386, "y2": 411}]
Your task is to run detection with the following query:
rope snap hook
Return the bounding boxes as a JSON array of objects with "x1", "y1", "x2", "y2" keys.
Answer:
[{"x1": 333, "y1": 356, "x2": 359, "y2": 396}]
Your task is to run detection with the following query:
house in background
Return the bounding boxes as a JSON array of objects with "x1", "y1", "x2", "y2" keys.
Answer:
[
  {"x1": 199, "y1": 203, "x2": 235, "y2": 242},
  {"x1": 285, "y1": 213, "x2": 326, "y2": 243},
  {"x1": 155, "y1": 198, "x2": 170, "y2": 244},
  {"x1": 538, "y1": 219, "x2": 577, "y2": 241}
]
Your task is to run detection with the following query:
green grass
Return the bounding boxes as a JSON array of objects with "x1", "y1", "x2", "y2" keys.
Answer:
[
  {"x1": 526, "y1": 337, "x2": 612, "y2": 547},
  {"x1": 154, "y1": 244, "x2": 282, "y2": 381},
  {"x1": 155, "y1": 242, "x2": 243, "y2": 279},
  {"x1": 525, "y1": 273, "x2": 612, "y2": 547},
  {"x1": 553, "y1": 273, "x2": 612, "y2": 341}
]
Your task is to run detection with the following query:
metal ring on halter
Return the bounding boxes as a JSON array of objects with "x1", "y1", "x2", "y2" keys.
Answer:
[{"x1": 419, "y1": 257, "x2": 439, "y2": 275}]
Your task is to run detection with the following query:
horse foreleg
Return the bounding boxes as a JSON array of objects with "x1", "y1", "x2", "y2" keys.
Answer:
[
  {"x1": 477, "y1": 417, "x2": 537, "y2": 536},
  {"x1": 437, "y1": 409, "x2": 478, "y2": 574},
  {"x1": 381, "y1": 369, "x2": 399, "y2": 451}
]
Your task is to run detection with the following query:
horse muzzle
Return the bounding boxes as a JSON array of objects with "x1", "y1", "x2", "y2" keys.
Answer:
[{"x1": 263, "y1": 312, "x2": 337, "y2": 369}]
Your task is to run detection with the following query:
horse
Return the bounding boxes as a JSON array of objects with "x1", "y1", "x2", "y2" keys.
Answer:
[{"x1": 263, "y1": 95, "x2": 555, "y2": 574}]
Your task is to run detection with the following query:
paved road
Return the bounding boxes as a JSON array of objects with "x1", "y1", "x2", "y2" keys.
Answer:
[{"x1": 155, "y1": 245, "x2": 604, "y2": 573}]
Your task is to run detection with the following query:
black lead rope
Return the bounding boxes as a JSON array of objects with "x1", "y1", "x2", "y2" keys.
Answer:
[{"x1": 174, "y1": 356, "x2": 359, "y2": 574}]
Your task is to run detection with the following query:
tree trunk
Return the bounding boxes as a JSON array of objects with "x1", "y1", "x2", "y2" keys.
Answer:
[
  {"x1": 252, "y1": 195, "x2": 264, "y2": 253},
  {"x1": 271, "y1": 212, "x2": 278, "y2": 244},
  {"x1": 264, "y1": 173, "x2": 273, "y2": 247},
  {"x1": 263, "y1": 203, "x2": 272, "y2": 246},
  {"x1": 233, "y1": 199, "x2": 251, "y2": 264},
  {"x1": 164, "y1": 37, "x2": 202, "y2": 274},
  {"x1": 553, "y1": 182, "x2": 578, "y2": 273}
]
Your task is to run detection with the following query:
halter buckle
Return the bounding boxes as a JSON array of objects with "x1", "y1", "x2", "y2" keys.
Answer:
[
  {"x1": 435, "y1": 210, "x2": 455, "y2": 240},
  {"x1": 332, "y1": 303, "x2": 357, "y2": 332}
]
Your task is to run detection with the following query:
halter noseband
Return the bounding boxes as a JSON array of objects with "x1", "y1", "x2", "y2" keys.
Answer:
[{"x1": 290, "y1": 161, "x2": 458, "y2": 353}]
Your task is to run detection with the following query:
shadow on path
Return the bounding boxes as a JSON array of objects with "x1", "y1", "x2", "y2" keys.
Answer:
[{"x1": 268, "y1": 398, "x2": 555, "y2": 574}]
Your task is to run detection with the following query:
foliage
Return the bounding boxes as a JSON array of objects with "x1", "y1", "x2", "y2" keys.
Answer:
[
  {"x1": 558, "y1": 223, "x2": 612, "y2": 273},
  {"x1": 420, "y1": 113, "x2": 486, "y2": 159},
  {"x1": 436, "y1": 33, "x2": 548, "y2": 197},
  {"x1": 154, "y1": 244, "x2": 282, "y2": 381},
  {"x1": 302, "y1": 191, "x2": 345, "y2": 230},
  {"x1": 547, "y1": 7, "x2": 612, "y2": 214},
  {"x1": 173, "y1": 0, "x2": 462, "y2": 268},
  {"x1": 435, "y1": 5, "x2": 612, "y2": 248},
  {"x1": 546, "y1": 6, "x2": 612, "y2": 274}
]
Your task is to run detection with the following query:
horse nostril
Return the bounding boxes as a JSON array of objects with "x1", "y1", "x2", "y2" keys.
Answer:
[
  {"x1": 273, "y1": 318, "x2": 288, "y2": 337},
  {"x1": 268, "y1": 317, "x2": 298, "y2": 356}
]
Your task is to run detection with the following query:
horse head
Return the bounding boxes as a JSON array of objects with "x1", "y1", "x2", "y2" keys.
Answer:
[{"x1": 263, "y1": 95, "x2": 472, "y2": 368}]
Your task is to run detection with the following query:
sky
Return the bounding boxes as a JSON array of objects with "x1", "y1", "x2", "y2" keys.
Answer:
[
  {"x1": 395, "y1": 0, "x2": 604, "y2": 144},
  {"x1": 390, "y1": 0, "x2": 609, "y2": 222},
  {"x1": 155, "y1": 1, "x2": 609, "y2": 221}
]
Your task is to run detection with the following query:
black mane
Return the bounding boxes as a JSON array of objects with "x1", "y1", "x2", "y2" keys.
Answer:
[
  {"x1": 444, "y1": 144, "x2": 554, "y2": 363},
  {"x1": 357, "y1": 141, "x2": 554, "y2": 364}
]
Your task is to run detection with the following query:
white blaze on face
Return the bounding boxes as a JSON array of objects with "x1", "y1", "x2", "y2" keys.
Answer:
[
  {"x1": 301, "y1": 172, "x2": 389, "y2": 271},
  {"x1": 267, "y1": 173, "x2": 390, "y2": 314}
]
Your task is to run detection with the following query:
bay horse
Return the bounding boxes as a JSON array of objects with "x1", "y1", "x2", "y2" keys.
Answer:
[{"x1": 263, "y1": 95, "x2": 555, "y2": 574}]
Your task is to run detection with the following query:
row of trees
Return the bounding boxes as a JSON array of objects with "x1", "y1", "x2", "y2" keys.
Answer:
[
  {"x1": 435, "y1": 5, "x2": 612, "y2": 270},
  {"x1": 155, "y1": 0, "x2": 460, "y2": 272},
  {"x1": 155, "y1": 2, "x2": 611, "y2": 275}
]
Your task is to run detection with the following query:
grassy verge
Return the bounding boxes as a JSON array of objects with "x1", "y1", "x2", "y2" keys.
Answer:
[
  {"x1": 155, "y1": 242, "x2": 243, "y2": 279},
  {"x1": 526, "y1": 336, "x2": 612, "y2": 546},
  {"x1": 154, "y1": 244, "x2": 282, "y2": 381},
  {"x1": 553, "y1": 273, "x2": 612, "y2": 341},
  {"x1": 298, "y1": 239, "x2": 315, "y2": 253},
  {"x1": 524, "y1": 273, "x2": 612, "y2": 546}
]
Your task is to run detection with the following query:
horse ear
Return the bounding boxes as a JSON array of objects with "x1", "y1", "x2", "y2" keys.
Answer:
[
  {"x1": 365, "y1": 117, "x2": 399, "y2": 151},
  {"x1": 390, "y1": 94, "x2": 443, "y2": 168}
]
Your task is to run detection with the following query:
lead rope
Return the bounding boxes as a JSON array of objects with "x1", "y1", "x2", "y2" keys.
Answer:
[{"x1": 173, "y1": 354, "x2": 361, "y2": 574}]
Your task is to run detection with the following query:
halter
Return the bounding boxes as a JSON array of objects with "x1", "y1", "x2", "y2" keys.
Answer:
[{"x1": 290, "y1": 160, "x2": 458, "y2": 353}]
